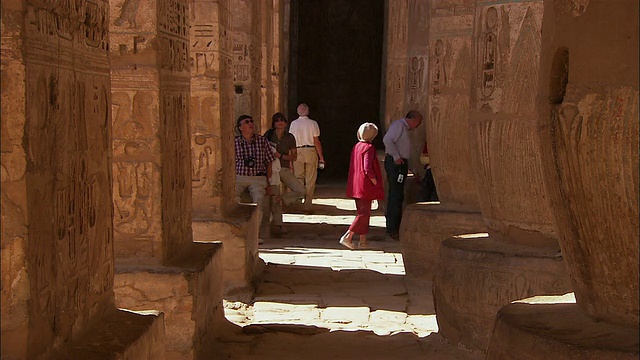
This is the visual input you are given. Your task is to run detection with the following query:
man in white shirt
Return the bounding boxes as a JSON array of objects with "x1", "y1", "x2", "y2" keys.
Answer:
[
  {"x1": 288, "y1": 103, "x2": 325, "y2": 212},
  {"x1": 382, "y1": 110, "x2": 423, "y2": 240}
]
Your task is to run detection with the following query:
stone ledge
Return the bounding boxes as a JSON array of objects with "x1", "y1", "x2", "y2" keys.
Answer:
[
  {"x1": 433, "y1": 234, "x2": 573, "y2": 353},
  {"x1": 49, "y1": 308, "x2": 164, "y2": 360},
  {"x1": 114, "y1": 242, "x2": 226, "y2": 360},
  {"x1": 400, "y1": 203, "x2": 486, "y2": 278},
  {"x1": 487, "y1": 295, "x2": 639, "y2": 359},
  {"x1": 192, "y1": 204, "x2": 262, "y2": 296}
]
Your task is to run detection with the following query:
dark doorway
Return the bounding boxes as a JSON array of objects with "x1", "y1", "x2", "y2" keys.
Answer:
[{"x1": 288, "y1": 0, "x2": 385, "y2": 181}]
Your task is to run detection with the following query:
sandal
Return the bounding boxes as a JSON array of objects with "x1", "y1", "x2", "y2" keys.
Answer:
[{"x1": 358, "y1": 241, "x2": 370, "y2": 250}]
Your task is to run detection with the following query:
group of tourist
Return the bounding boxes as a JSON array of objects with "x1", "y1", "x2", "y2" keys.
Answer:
[
  {"x1": 234, "y1": 105, "x2": 431, "y2": 248},
  {"x1": 234, "y1": 103, "x2": 325, "y2": 242}
]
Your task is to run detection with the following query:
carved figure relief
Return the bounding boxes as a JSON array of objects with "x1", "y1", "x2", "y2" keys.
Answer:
[
  {"x1": 114, "y1": 0, "x2": 141, "y2": 28},
  {"x1": 480, "y1": 6, "x2": 498, "y2": 98},
  {"x1": 113, "y1": 160, "x2": 153, "y2": 235},
  {"x1": 192, "y1": 134, "x2": 213, "y2": 188},
  {"x1": 389, "y1": 0, "x2": 407, "y2": 46},
  {"x1": 432, "y1": 39, "x2": 448, "y2": 97},
  {"x1": 409, "y1": 56, "x2": 425, "y2": 104}
]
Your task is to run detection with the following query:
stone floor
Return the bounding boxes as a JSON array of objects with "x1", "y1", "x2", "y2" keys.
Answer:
[{"x1": 213, "y1": 184, "x2": 482, "y2": 360}]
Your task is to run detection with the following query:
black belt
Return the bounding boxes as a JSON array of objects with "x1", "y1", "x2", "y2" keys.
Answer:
[{"x1": 297, "y1": 145, "x2": 315, "y2": 148}]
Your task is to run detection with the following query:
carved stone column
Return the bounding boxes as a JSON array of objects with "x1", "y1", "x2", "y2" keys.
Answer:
[
  {"x1": 432, "y1": 0, "x2": 572, "y2": 352},
  {"x1": 1, "y1": 2, "x2": 163, "y2": 358},
  {"x1": 109, "y1": 1, "x2": 225, "y2": 358},
  {"x1": 400, "y1": 0, "x2": 487, "y2": 282},
  {"x1": 487, "y1": 1, "x2": 639, "y2": 357}
]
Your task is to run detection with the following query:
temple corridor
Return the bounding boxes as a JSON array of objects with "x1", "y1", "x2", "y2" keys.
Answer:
[{"x1": 209, "y1": 184, "x2": 481, "y2": 360}]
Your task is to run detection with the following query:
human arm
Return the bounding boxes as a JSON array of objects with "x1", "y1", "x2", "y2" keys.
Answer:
[
  {"x1": 313, "y1": 136, "x2": 324, "y2": 163},
  {"x1": 363, "y1": 145, "x2": 378, "y2": 185},
  {"x1": 382, "y1": 121, "x2": 404, "y2": 164}
]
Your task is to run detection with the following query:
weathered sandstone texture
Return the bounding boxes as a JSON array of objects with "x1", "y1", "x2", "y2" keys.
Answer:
[
  {"x1": 115, "y1": 243, "x2": 224, "y2": 360},
  {"x1": 400, "y1": 204, "x2": 485, "y2": 279},
  {"x1": 1, "y1": 2, "x2": 162, "y2": 358},
  {"x1": 432, "y1": 0, "x2": 573, "y2": 352},
  {"x1": 399, "y1": 0, "x2": 487, "y2": 281},
  {"x1": 192, "y1": 204, "x2": 264, "y2": 295},
  {"x1": 109, "y1": 0, "x2": 227, "y2": 358},
  {"x1": 487, "y1": 0, "x2": 639, "y2": 357}
]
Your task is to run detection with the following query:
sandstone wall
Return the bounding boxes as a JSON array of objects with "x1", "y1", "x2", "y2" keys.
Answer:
[
  {"x1": 110, "y1": 0, "x2": 194, "y2": 262},
  {"x1": 189, "y1": 0, "x2": 234, "y2": 218},
  {"x1": 2, "y1": 1, "x2": 114, "y2": 357},
  {"x1": 536, "y1": 0, "x2": 639, "y2": 327},
  {"x1": 427, "y1": 0, "x2": 480, "y2": 212},
  {"x1": 469, "y1": 0, "x2": 557, "y2": 248}
]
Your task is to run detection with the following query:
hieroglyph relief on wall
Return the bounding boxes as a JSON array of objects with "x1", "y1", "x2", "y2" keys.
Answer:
[
  {"x1": 161, "y1": 92, "x2": 193, "y2": 254},
  {"x1": 112, "y1": 91, "x2": 158, "y2": 245},
  {"x1": 159, "y1": 0, "x2": 190, "y2": 73},
  {"x1": 22, "y1": 1, "x2": 113, "y2": 351}
]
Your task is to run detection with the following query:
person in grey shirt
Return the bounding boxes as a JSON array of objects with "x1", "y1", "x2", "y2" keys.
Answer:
[{"x1": 382, "y1": 110, "x2": 423, "y2": 239}]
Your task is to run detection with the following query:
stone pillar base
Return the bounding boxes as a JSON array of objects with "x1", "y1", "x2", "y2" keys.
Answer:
[
  {"x1": 433, "y1": 234, "x2": 572, "y2": 353},
  {"x1": 114, "y1": 242, "x2": 225, "y2": 360},
  {"x1": 400, "y1": 203, "x2": 486, "y2": 279},
  {"x1": 49, "y1": 308, "x2": 164, "y2": 359},
  {"x1": 192, "y1": 204, "x2": 263, "y2": 297},
  {"x1": 487, "y1": 294, "x2": 639, "y2": 359}
]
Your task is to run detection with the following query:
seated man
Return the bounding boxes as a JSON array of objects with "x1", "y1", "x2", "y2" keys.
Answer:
[{"x1": 234, "y1": 115, "x2": 276, "y2": 241}]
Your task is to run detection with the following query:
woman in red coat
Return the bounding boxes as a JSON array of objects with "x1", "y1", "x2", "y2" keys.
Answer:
[{"x1": 340, "y1": 123, "x2": 385, "y2": 250}]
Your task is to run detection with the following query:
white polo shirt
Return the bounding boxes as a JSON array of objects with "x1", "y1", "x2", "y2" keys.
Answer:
[{"x1": 288, "y1": 116, "x2": 320, "y2": 147}]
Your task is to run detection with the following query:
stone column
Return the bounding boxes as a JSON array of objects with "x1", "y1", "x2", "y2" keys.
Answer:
[
  {"x1": 383, "y1": 0, "x2": 410, "y2": 129},
  {"x1": 231, "y1": 0, "x2": 264, "y2": 128},
  {"x1": 188, "y1": 0, "x2": 261, "y2": 298},
  {"x1": 487, "y1": 1, "x2": 639, "y2": 357},
  {"x1": 109, "y1": 1, "x2": 225, "y2": 358},
  {"x1": 400, "y1": 0, "x2": 487, "y2": 281},
  {"x1": 1, "y1": 2, "x2": 163, "y2": 358},
  {"x1": 432, "y1": 0, "x2": 572, "y2": 352},
  {"x1": 110, "y1": 0, "x2": 193, "y2": 262}
]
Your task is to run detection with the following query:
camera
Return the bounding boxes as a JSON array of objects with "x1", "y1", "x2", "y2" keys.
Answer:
[{"x1": 244, "y1": 157, "x2": 256, "y2": 168}]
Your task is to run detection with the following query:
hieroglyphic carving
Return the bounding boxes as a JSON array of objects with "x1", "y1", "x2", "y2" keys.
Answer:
[
  {"x1": 25, "y1": 1, "x2": 109, "y2": 50},
  {"x1": 408, "y1": 56, "x2": 425, "y2": 105},
  {"x1": 431, "y1": 39, "x2": 448, "y2": 97},
  {"x1": 502, "y1": 7, "x2": 541, "y2": 115},
  {"x1": 161, "y1": 92, "x2": 192, "y2": 252},
  {"x1": 114, "y1": 0, "x2": 141, "y2": 28},
  {"x1": 158, "y1": 0, "x2": 190, "y2": 72},
  {"x1": 112, "y1": 90, "x2": 156, "y2": 239},
  {"x1": 389, "y1": 0, "x2": 408, "y2": 49},
  {"x1": 479, "y1": 6, "x2": 498, "y2": 99}
]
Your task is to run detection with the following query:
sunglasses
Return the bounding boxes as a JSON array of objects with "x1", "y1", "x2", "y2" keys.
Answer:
[{"x1": 243, "y1": 119, "x2": 254, "y2": 124}]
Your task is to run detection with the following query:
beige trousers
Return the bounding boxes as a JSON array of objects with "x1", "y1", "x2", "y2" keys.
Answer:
[
  {"x1": 236, "y1": 175, "x2": 269, "y2": 237},
  {"x1": 293, "y1": 147, "x2": 318, "y2": 208},
  {"x1": 269, "y1": 168, "x2": 305, "y2": 225}
]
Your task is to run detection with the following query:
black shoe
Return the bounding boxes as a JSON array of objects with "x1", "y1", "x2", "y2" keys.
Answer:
[{"x1": 387, "y1": 233, "x2": 400, "y2": 241}]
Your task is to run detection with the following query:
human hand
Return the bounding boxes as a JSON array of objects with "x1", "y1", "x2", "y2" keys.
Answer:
[
  {"x1": 265, "y1": 185, "x2": 272, "y2": 195},
  {"x1": 394, "y1": 158, "x2": 404, "y2": 165}
]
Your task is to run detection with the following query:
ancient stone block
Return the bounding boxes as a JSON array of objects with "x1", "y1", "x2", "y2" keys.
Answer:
[
  {"x1": 400, "y1": 203, "x2": 486, "y2": 278},
  {"x1": 433, "y1": 235, "x2": 572, "y2": 352},
  {"x1": 486, "y1": 295, "x2": 639, "y2": 359},
  {"x1": 114, "y1": 242, "x2": 225, "y2": 360},
  {"x1": 192, "y1": 204, "x2": 262, "y2": 294}
]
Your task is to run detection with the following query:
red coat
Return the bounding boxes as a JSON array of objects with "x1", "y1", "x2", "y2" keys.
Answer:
[{"x1": 346, "y1": 142, "x2": 384, "y2": 200}]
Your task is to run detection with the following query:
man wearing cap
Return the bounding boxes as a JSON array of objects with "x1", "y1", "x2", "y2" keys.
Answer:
[
  {"x1": 288, "y1": 103, "x2": 325, "y2": 213},
  {"x1": 235, "y1": 115, "x2": 276, "y2": 241},
  {"x1": 382, "y1": 110, "x2": 424, "y2": 240}
]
